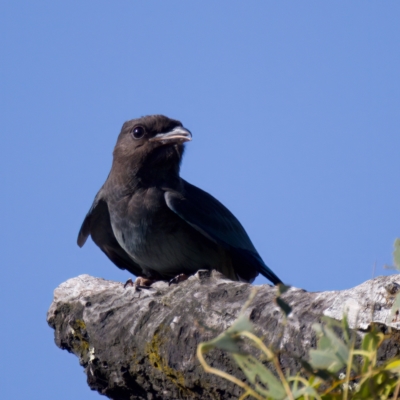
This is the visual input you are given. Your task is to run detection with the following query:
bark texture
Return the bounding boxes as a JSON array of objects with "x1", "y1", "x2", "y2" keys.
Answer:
[{"x1": 47, "y1": 271, "x2": 400, "y2": 400}]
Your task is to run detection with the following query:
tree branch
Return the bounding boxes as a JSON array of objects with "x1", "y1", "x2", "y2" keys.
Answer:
[{"x1": 47, "y1": 271, "x2": 400, "y2": 400}]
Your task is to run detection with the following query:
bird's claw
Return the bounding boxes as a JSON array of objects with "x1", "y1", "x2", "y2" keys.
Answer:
[
  {"x1": 123, "y1": 277, "x2": 155, "y2": 291},
  {"x1": 123, "y1": 278, "x2": 134, "y2": 288},
  {"x1": 168, "y1": 273, "x2": 189, "y2": 286}
]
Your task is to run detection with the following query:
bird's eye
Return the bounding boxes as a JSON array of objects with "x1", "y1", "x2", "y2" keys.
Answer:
[{"x1": 132, "y1": 126, "x2": 145, "y2": 139}]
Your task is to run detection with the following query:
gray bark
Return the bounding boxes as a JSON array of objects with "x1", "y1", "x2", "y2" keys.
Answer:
[{"x1": 47, "y1": 271, "x2": 400, "y2": 400}]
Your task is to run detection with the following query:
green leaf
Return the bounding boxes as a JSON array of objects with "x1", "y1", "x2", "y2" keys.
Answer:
[
  {"x1": 341, "y1": 314, "x2": 351, "y2": 345},
  {"x1": 291, "y1": 385, "x2": 319, "y2": 399},
  {"x1": 320, "y1": 324, "x2": 349, "y2": 363},
  {"x1": 233, "y1": 354, "x2": 286, "y2": 399},
  {"x1": 200, "y1": 314, "x2": 254, "y2": 354},
  {"x1": 301, "y1": 359, "x2": 333, "y2": 380},
  {"x1": 277, "y1": 284, "x2": 291, "y2": 296},
  {"x1": 225, "y1": 314, "x2": 254, "y2": 336},
  {"x1": 357, "y1": 370, "x2": 397, "y2": 398},
  {"x1": 361, "y1": 330, "x2": 381, "y2": 353},
  {"x1": 202, "y1": 334, "x2": 242, "y2": 353},
  {"x1": 384, "y1": 359, "x2": 400, "y2": 372},
  {"x1": 309, "y1": 349, "x2": 345, "y2": 373},
  {"x1": 309, "y1": 323, "x2": 350, "y2": 373},
  {"x1": 276, "y1": 297, "x2": 292, "y2": 317}
]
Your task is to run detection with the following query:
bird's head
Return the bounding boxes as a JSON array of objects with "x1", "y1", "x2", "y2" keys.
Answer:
[{"x1": 111, "y1": 115, "x2": 192, "y2": 184}]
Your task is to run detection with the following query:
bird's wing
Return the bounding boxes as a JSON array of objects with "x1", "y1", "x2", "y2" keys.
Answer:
[
  {"x1": 164, "y1": 180, "x2": 282, "y2": 284},
  {"x1": 77, "y1": 193, "x2": 143, "y2": 276}
]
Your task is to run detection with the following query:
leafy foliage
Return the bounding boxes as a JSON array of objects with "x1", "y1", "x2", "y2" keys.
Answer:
[{"x1": 197, "y1": 239, "x2": 400, "y2": 400}]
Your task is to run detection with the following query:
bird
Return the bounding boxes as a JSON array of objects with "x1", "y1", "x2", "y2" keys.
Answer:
[{"x1": 77, "y1": 115, "x2": 282, "y2": 287}]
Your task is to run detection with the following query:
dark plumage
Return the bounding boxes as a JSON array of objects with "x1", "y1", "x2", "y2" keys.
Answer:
[{"x1": 78, "y1": 115, "x2": 282, "y2": 285}]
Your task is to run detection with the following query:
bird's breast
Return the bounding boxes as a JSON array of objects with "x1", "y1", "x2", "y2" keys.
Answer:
[
  {"x1": 109, "y1": 188, "x2": 171, "y2": 241},
  {"x1": 107, "y1": 187, "x2": 227, "y2": 278},
  {"x1": 108, "y1": 188, "x2": 186, "y2": 265}
]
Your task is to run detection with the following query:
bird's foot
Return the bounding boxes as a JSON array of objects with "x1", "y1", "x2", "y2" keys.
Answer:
[
  {"x1": 123, "y1": 277, "x2": 156, "y2": 291},
  {"x1": 168, "y1": 273, "x2": 189, "y2": 286}
]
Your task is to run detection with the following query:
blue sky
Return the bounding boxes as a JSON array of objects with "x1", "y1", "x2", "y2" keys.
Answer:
[{"x1": 1, "y1": 1, "x2": 399, "y2": 398}]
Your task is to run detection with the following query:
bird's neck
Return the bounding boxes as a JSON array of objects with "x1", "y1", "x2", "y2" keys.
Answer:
[
  {"x1": 108, "y1": 157, "x2": 182, "y2": 196},
  {"x1": 136, "y1": 161, "x2": 182, "y2": 188}
]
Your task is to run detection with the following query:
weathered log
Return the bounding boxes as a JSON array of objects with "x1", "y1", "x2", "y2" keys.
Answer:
[{"x1": 47, "y1": 271, "x2": 400, "y2": 400}]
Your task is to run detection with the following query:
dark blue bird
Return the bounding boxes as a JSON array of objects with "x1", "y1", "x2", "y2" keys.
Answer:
[{"x1": 78, "y1": 115, "x2": 282, "y2": 286}]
